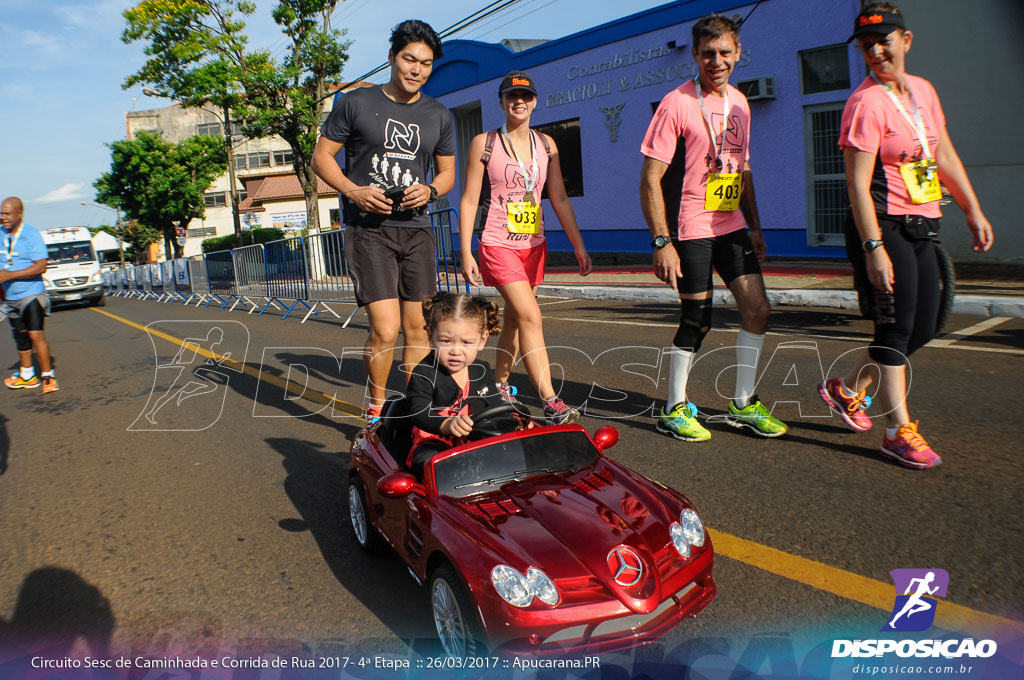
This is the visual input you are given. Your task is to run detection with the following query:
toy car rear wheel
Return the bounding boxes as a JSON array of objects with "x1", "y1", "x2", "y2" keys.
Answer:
[
  {"x1": 348, "y1": 475, "x2": 383, "y2": 554},
  {"x1": 430, "y1": 565, "x2": 484, "y2": 657}
]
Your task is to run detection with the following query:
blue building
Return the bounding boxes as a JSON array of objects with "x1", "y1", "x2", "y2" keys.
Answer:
[{"x1": 423, "y1": 0, "x2": 865, "y2": 259}]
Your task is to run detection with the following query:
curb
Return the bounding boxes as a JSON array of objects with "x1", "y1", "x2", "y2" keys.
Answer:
[{"x1": 470, "y1": 284, "x2": 1024, "y2": 319}]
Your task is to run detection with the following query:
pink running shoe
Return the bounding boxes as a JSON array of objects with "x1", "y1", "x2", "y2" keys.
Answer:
[
  {"x1": 818, "y1": 378, "x2": 872, "y2": 431},
  {"x1": 880, "y1": 421, "x2": 942, "y2": 469}
]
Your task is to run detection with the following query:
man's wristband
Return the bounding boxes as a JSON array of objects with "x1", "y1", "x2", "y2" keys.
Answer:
[
  {"x1": 651, "y1": 234, "x2": 671, "y2": 250},
  {"x1": 428, "y1": 185, "x2": 438, "y2": 202},
  {"x1": 862, "y1": 239, "x2": 884, "y2": 252}
]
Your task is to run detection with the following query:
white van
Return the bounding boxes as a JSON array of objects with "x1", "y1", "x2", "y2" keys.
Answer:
[{"x1": 41, "y1": 226, "x2": 105, "y2": 306}]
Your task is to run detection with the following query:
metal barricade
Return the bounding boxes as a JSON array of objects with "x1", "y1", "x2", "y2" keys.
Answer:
[
  {"x1": 263, "y1": 236, "x2": 312, "y2": 319},
  {"x1": 159, "y1": 260, "x2": 175, "y2": 300},
  {"x1": 430, "y1": 208, "x2": 467, "y2": 295},
  {"x1": 302, "y1": 229, "x2": 357, "y2": 324},
  {"x1": 230, "y1": 243, "x2": 269, "y2": 311},
  {"x1": 204, "y1": 249, "x2": 235, "y2": 307},
  {"x1": 185, "y1": 255, "x2": 210, "y2": 304}
]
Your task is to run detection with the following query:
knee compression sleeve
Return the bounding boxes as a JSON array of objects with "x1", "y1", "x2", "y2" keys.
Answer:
[
  {"x1": 12, "y1": 326, "x2": 31, "y2": 352},
  {"x1": 674, "y1": 298, "x2": 712, "y2": 352}
]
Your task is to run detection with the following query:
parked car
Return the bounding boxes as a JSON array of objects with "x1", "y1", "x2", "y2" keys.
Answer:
[{"x1": 347, "y1": 399, "x2": 716, "y2": 657}]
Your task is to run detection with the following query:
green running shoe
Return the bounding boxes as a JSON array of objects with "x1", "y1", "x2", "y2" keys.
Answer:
[
  {"x1": 724, "y1": 397, "x2": 788, "y2": 437},
  {"x1": 656, "y1": 402, "x2": 711, "y2": 442}
]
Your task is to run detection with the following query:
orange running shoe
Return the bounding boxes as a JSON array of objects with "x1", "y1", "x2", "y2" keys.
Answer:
[
  {"x1": 818, "y1": 378, "x2": 872, "y2": 431},
  {"x1": 42, "y1": 375, "x2": 60, "y2": 393},
  {"x1": 4, "y1": 372, "x2": 39, "y2": 389},
  {"x1": 880, "y1": 421, "x2": 941, "y2": 469}
]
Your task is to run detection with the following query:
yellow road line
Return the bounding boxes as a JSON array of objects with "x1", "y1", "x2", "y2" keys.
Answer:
[
  {"x1": 709, "y1": 528, "x2": 1024, "y2": 635},
  {"x1": 93, "y1": 307, "x2": 1023, "y2": 636},
  {"x1": 91, "y1": 307, "x2": 363, "y2": 417}
]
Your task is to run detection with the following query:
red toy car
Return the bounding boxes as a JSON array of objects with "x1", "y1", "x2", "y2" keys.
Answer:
[{"x1": 347, "y1": 399, "x2": 716, "y2": 657}]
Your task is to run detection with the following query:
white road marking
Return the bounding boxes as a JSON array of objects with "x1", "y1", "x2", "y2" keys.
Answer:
[{"x1": 928, "y1": 316, "x2": 1010, "y2": 347}]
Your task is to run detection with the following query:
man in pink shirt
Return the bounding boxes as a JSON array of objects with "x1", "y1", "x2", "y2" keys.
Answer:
[{"x1": 640, "y1": 14, "x2": 787, "y2": 442}]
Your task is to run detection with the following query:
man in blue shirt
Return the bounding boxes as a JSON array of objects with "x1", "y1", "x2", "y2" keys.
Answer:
[{"x1": 1, "y1": 197, "x2": 58, "y2": 392}]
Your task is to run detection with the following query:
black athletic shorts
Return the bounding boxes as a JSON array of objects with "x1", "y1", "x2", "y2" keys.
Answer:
[
  {"x1": 674, "y1": 229, "x2": 762, "y2": 295},
  {"x1": 344, "y1": 225, "x2": 438, "y2": 306},
  {"x1": 7, "y1": 298, "x2": 47, "y2": 332}
]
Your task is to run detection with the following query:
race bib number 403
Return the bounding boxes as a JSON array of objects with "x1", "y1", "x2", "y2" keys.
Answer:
[
  {"x1": 705, "y1": 173, "x2": 743, "y2": 211},
  {"x1": 507, "y1": 201, "x2": 541, "y2": 234}
]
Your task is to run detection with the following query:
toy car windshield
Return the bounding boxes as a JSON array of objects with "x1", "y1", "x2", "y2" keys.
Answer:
[{"x1": 434, "y1": 429, "x2": 599, "y2": 499}]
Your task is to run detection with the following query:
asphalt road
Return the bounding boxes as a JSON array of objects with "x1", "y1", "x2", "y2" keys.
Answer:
[{"x1": 1, "y1": 295, "x2": 1021, "y2": 666}]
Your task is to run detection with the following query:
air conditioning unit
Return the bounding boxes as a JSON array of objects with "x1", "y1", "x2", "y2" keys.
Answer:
[{"x1": 736, "y1": 75, "x2": 776, "y2": 101}]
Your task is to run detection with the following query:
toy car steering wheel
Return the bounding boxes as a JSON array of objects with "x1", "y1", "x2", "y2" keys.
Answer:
[{"x1": 468, "y1": 402, "x2": 531, "y2": 440}]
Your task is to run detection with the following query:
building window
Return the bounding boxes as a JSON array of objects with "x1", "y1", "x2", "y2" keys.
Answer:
[
  {"x1": 534, "y1": 118, "x2": 584, "y2": 197},
  {"x1": 197, "y1": 122, "x2": 222, "y2": 136},
  {"x1": 329, "y1": 208, "x2": 341, "y2": 229},
  {"x1": 237, "y1": 189, "x2": 248, "y2": 202},
  {"x1": 233, "y1": 153, "x2": 247, "y2": 170},
  {"x1": 247, "y1": 152, "x2": 270, "y2": 169},
  {"x1": 203, "y1": 192, "x2": 227, "y2": 208},
  {"x1": 799, "y1": 45, "x2": 850, "y2": 95},
  {"x1": 273, "y1": 149, "x2": 294, "y2": 166},
  {"x1": 803, "y1": 103, "x2": 847, "y2": 246},
  {"x1": 187, "y1": 226, "x2": 218, "y2": 238}
]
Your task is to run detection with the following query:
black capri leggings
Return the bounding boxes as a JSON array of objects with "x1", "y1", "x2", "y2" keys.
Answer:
[{"x1": 846, "y1": 213, "x2": 940, "y2": 367}]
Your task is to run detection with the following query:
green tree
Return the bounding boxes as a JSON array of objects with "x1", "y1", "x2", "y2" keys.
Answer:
[
  {"x1": 120, "y1": 219, "x2": 163, "y2": 264},
  {"x1": 94, "y1": 130, "x2": 227, "y2": 259},
  {"x1": 122, "y1": 0, "x2": 351, "y2": 235}
]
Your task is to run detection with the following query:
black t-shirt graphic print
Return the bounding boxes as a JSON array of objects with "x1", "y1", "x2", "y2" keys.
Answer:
[{"x1": 321, "y1": 86, "x2": 455, "y2": 229}]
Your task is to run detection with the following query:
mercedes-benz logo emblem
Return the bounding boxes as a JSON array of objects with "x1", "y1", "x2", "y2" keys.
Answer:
[{"x1": 607, "y1": 546, "x2": 644, "y2": 587}]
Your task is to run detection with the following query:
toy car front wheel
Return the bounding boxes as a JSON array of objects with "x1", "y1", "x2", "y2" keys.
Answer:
[
  {"x1": 347, "y1": 475, "x2": 383, "y2": 554},
  {"x1": 430, "y1": 565, "x2": 484, "y2": 657}
]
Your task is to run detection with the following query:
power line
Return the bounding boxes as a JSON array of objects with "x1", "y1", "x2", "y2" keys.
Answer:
[
  {"x1": 336, "y1": 0, "x2": 526, "y2": 93},
  {"x1": 460, "y1": 0, "x2": 553, "y2": 42}
]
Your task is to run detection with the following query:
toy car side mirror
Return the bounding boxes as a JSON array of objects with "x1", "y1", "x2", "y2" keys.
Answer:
[
  {"x1": 593, "y1": 426, "x2": 619, "y2": 451},
  {"x1": 378, "y1": 472, "x2": 421, "y2": 498}
]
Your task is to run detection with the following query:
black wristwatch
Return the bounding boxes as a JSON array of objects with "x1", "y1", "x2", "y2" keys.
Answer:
[
  {"x1": 862, "y1": 239, "x2": 884, "y2": 252},
  {"x1": 427, "y1": 185, "x2": 438, "y2": 202},
  {"x1": 651, "y1": 235, "x2": 671, "y2": 250}
]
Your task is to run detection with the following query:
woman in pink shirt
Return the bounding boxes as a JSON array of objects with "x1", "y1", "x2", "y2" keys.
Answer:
[
  {"x1": 459, "y1": 71, "x2": 592, "y2": 425},
  {"x1": 818, "y1": 3, "x2": 994, "y2": 469}
]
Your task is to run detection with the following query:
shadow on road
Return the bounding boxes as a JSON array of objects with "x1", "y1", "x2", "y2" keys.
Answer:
[
  {"x1": 0, "y1": 413, "x2": 8, "y2": 475},
  {"x1": 0, "y1": 567, "x2": 114, "y2": 660},
  {"x1": 266, "y1": 436, "x2": 434, "y2": 649}
]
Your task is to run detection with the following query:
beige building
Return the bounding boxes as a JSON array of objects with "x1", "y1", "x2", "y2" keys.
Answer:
[{"x1": 124, "y1": 86, "x2": 367, "y2": 259}]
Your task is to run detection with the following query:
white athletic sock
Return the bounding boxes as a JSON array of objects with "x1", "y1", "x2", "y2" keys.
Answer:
[
  {"x1": 840, "y1": 377, "x2": 858, "y2": 397},
  {"x1": 42, "y1": 370, "x2": 54, "y2": 378},
  {"x1": 886, "y1": 427, "x2": 899, "y2": 439},
  {"x1": 734, "y1": 329, "x2": 764, "y2": 408},
  {"x1": 20, "y1": 366, "x2": 35, "y2": 380},
  {"x1": 666, "y1": 346, "x2": 695, "y2": 412}
]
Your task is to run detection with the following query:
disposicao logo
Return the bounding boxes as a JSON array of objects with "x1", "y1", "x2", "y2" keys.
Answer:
[
  {"x1": 831, "y1": 568, "x2": 998, "y2": 660},
  {"x1": 884, "y1": 568, "x2": 948, "y2": 632}
]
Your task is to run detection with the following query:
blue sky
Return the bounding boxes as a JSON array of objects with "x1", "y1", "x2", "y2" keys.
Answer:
[{"x1": 0, "y1": 0, "x2": 667, "y2": 229}]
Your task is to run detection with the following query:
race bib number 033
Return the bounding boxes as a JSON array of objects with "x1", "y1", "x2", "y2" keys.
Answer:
[
  {"x1": 899, "y1": 159, "x2": 942, "y2": 204},
  {"x1": 507, "y1": 201, "x2": 541, "y2": 234},
  {"x1": 705, "y1": 173, "x2": 742, "y2": 211}
]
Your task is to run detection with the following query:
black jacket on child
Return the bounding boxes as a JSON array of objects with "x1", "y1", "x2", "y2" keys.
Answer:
[{"x1": 406, "y1": 353, "x2": 505, "y2": 435}]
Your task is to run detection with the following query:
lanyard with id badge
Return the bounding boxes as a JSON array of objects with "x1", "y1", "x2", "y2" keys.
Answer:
[
  {"x1": 696, "y1": 77, "x2": 742, "y2": 211},
  {"x1": 870, "y1": 72, "x2": 941, "y2": 204},
  {"x1": 2, "y1": 226, "x2": 22, "y2": 269},
  {"x1": 502, "y1": 126, "x2": 541, "y2": 234}
]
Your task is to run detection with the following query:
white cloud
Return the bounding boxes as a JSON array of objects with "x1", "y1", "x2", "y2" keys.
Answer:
[{"x1": 34, "y1": 183, "x2": 88, "y2": 204}]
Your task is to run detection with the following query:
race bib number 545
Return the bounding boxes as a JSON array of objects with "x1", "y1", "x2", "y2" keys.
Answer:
[{"x1": 705, "y1": 173, "x2": 743, "y2": 211}]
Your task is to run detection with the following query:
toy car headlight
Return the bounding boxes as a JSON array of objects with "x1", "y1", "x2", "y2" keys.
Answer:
[
  {"x1": 491, "y1": 565, "x2": 533, "y2": 608},
  {"x1": 525, "y1": 568, "x2": 559, "y2": 606},
  {"x1": 669, "y1": 522, "x2": 691, "y2": 559},
  {"x1": 680, "y1": 508, "x2": 705, "y2": 548}
]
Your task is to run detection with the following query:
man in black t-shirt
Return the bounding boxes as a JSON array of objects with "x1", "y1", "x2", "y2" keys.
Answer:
[{"x1": 313, "y1": 19, "x2": 455, "y2": 423}]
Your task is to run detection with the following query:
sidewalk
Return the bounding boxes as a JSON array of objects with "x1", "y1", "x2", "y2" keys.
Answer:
[{"x1": 471, "y1": 260, "x2": 1024, "y2": 318}]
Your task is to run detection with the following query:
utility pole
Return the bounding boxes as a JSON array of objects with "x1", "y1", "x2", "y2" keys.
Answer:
[{"x1": 223, "y1": 103, "x2": 243, "y2": 247}]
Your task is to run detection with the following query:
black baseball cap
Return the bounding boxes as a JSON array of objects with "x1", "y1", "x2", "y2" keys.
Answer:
[
  {"x1": 498, "y1": 73, "x2": 537, "y2": 96},
  {"x1": 848, "y1": 9, "x2": 905, "y2": 42}
]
